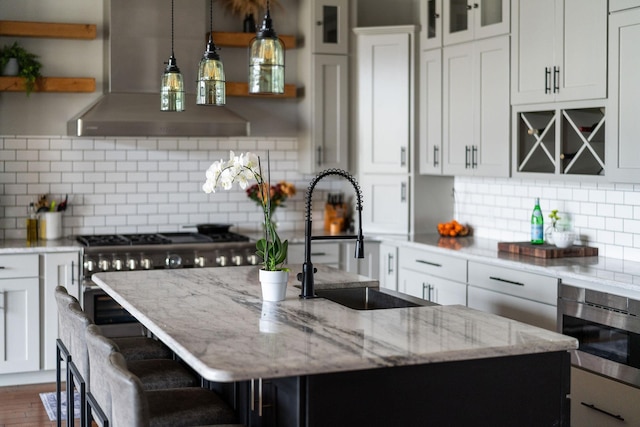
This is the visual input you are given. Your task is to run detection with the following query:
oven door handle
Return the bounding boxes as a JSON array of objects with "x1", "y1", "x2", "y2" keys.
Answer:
[{"x1": 580, "y1": 402, "x2": 625, "y2": 422}]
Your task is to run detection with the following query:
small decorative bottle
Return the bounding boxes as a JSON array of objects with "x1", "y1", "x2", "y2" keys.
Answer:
[
  {"x1": 531, "y1": 198, "x2": 544, "y2": 245},
  {"x1": 26, "y1": 202, "x2": 38, "y2": 245}
]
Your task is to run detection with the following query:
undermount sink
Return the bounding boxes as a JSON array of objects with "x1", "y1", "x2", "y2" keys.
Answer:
[{"x1": 316, "y1": 287, "x2": 433, "y2": 310}]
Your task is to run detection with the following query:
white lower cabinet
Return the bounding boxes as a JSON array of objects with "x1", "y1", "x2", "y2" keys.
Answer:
[
  {"x1": 0, "y1": 254, "x2": 40, "y2": 374},
  {"x1": 341, "y1": 241, "x2": 380, "y2": 280},
  {"x1": 398, "y1": 246, "x2": 467, "y2": 305},
  {"x1": 287, "y1": 242, "x2": 340, "y2": 269},
  {"x1": 378, "y1": 243, "x2": 398, "y2": 291},
  {"x1": 399, "y1": 267, "x2": 467, "y2": 305},
  {"x1": 467, "y1": 261, "x2": 558, "y2": 331},
  {"x1": 41, "y1": 251, "x2": 81, "y2": 371},
  {"x1": 361, "y1": 175, "x2": 410, "y2": 234},
  {"x1": 571, "y1": 367, "x2": 640, "y2": 427}
]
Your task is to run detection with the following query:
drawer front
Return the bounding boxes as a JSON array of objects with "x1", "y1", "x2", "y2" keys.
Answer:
[
  {"x1": 468, "y1": 261, "x2": 557, "y2": 305},
  {"x1": 399, "y1": 246, "x2": 467, "y2": 283},
  {"x1": 0, "y1": 254, "x2": 39, "y2": 279},
  {"x1": 288, "y1": 243, "x2": 340, "y2": 266}
]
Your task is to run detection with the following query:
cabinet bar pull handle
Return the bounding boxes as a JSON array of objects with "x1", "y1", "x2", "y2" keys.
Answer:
[
  {"x1": 416, "y1": 259, "x2": 441, "y2": 268},
  {"x1": 433, "y1": 146, "x2": 439, "y2": 167},
  {"x1": 471, "y1": 145, "x2": 478, "y2": 168},
  {"x1": 553, "y1": 66, "x2": 560, "y2": 93},
  {"x1": 465, "y1": 146, "x2": 470, "y2": 168},
  {"x1": 580, "y1": 402, "x2": 625, "y2": 421},
  {"x1": 400, "y1": 147, "x2": 407, "y2": 167},
  {"x1": 473, "y1": 3, "x2": 479, "y2": 8},
  {"x1": 71, "y1": 261, "x2": 75, "y2": 284},
  {"x1": 316, "y1": 146, "x2": 323, "y2": 167},
  {"x1": 250, "y1": 379, "x2": 255, "y2": 411},
  {"x1": 387, "y1": 253, "x2": 394, "y2": 274},
  {"x1": 467, "y1": 4, "x2": 473, "y2": 10},
  {"x1": 311, "y1": 252, "x2": 326, "y2": 257},
  {"x1": 401, "y1": 182, "x2": 407, "y2": 202},
  {"x1": 0, "y1": 291, "x2": 4, "y2": 310},
  {"x1": 258, "y1": 378, "x2": 263, "y2": 417},
  {"x1": 489, "y1": 276, "x2": 524, "y2": 287},
  {"x1": 545, "y1": 67, "x2": 551, "y2": 94},
  {"x1": 423, "y1": 284, "x2": 433, "y2": 301},
  {"x1": 0, "y1": 266, "x2": 5, "y2": 269}
]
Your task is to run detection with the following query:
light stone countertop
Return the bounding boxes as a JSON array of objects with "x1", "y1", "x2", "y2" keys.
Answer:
[
  {"x1": 92, "y1": 265, "x2": 577, "y2": 383},
  {"x1": 0, "y1": 237, "x2": 81, "y2": 253}
]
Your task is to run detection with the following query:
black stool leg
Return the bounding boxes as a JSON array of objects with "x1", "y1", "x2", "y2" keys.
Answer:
[
  {"x1": 55, "y1": 340, "x2": 63, "y2": 427},
  {"x1": 66, "y1": 358, "x2": 74, "y2": 427}
]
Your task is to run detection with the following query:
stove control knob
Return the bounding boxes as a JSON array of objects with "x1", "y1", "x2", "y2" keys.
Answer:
[
  {"x1": 165, "y1": 254, "x2": 183, "y2": 269},
  {"x1": 140, "y1": 258, "x2": 153, "y2": 270},
  {"x1": 231, "y1": 255, "x2": 244, "y2": 266},
  {"x1": 194, "y1": 256, "x2": 206, "y2": 267},
  {"x1": 98, "y1": 258, "x2": 110, "y2": 271},
  {"x1": 127, "y1": 258, "x2": 138, "y2": 270},
  {"x1": 113, "y1": 258, "x2": 124, "y2": 271},
  {"x1": 84, "y1": 259, "x2": 97, "y2": 272},
  {"x1": 216, "y1": 255, "x2": 228, "y2": 267},
  {"x1": 246, "y1": 254, "x2": 259, "y2": 266}
]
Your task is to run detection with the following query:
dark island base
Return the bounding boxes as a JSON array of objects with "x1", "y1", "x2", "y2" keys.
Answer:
[{"x1": 231, "y1": 351, "x2": 571, "y2": 427}]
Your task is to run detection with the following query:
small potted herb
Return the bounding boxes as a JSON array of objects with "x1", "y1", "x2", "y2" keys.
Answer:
[{"x1": 0, "y1": 42, "x2": 43, "y2": 96}]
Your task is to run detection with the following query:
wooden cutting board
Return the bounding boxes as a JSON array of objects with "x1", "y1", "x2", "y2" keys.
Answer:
[{"x1": 498, "y1": 241, "x2": 598, "y2": 259}]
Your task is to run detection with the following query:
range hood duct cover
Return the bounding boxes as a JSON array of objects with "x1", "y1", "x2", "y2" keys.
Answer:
[{"x1": 68, "y1": 0, "x2": 250, "y2": 137}]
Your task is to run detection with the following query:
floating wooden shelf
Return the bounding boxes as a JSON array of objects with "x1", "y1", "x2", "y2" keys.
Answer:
[
  {"x1": 0, "y1": 77, "x2": 96, "y2": 93},
  {"x1": 210, "y1": 31, "x2": 297, "y2": 49},
  {"x1": 0, "y1": 20, "x2": 97, "y2": 39},
  {"x1": 226, "y1": 82, "x2": 298, "y2": 98}
]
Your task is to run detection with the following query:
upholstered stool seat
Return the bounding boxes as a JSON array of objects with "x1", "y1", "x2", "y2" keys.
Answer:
[
  {"x1": 88, "y1": 324, "x2": 238, "y2": 427},
  {"x1": 113, "y1": 336, "x2": 172, "y2": 361}
]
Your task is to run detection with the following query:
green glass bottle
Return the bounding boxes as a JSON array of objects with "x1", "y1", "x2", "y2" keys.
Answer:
[{"x1": 531, "y1": 197, "x2": 544, "y2": 244}]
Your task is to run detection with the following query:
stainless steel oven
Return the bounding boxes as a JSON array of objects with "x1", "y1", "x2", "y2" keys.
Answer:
[
  {"x1": 78, "y1": 231, "x2": 257, "y2": 337},
  {"x1": 558, "y1": 283, "x2": 640, "y2": 387}
]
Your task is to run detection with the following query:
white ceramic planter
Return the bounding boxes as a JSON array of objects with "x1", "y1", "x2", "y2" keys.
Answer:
[
  {"x1": 2, "y1": 58, "x2": 19, "y2": 76},
  {"x1": 259, "y1": 269, "x2": 289, "y2": 302}
]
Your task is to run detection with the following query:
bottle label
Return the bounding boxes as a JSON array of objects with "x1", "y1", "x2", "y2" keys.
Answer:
[{"x1": 531, "y1": 224, "x2": 544, "y2": 241}]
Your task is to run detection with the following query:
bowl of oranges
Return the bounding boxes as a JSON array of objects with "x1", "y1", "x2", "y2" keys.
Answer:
[{"x1": 437, "y1": 220, "x2": 470, "y2": 237}]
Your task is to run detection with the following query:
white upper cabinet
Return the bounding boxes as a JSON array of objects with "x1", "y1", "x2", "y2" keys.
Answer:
[
  {"x1": 511, "y1": 0, "x2": 607, "y2": 105},
  {"x1": 442, "y1": 36, "x2": 510, "y2": 177},
  {"x1": 418, "y1": 49, "x2": 443, "y2": 175},
  {"x1": 607, "y1": 7, "x2": 640, "y2": 182},
  {"x1": 310, "y1": 0, "x2": 349, "y2": 54},
  {"x1": 356, "y1": 26, "x2": 416, "y2": 174},
  {"x1": 443, "y1": 0, "x2": 509, "y2": 46},
  {"x1": 298, "y1": 0, "x2": 350, "y2": 174}
]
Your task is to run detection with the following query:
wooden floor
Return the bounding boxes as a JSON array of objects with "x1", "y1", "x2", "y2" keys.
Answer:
[{"x1": 0, "y1": 382, "x2": 78, "y2": 427}]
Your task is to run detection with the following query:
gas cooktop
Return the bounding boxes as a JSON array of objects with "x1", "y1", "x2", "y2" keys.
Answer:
[{"x1": 76, "y1": 232, "x2": 249, "y2": 247}]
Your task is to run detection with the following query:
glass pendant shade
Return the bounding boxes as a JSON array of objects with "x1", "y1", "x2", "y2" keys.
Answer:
[
  {"x1": 161, "y1": 55, "x2": 185, "y2": 111},
  {"x1": 249, "y1": 7, "x2": 285, "y2": 94},
  {"x1": 197, "y1": 39, "x2": 226, "y2": 105}
]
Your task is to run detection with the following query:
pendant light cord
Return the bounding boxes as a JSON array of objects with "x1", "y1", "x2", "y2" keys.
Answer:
[
  {"x1": 209, "y1": 0, "x2": 213, "y2": 35},
  {"x1": 171, "y1": 0, "x2": 175, "y2": 56}
]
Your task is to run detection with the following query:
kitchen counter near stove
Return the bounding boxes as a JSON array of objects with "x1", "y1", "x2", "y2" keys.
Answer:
[{"x1": 0, "y1": 237, "x2": 82, "y2": 253}]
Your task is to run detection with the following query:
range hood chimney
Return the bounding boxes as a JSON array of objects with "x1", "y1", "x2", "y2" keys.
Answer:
[{"x1": 68, "y1": 0, "x2": 250, "y2": 137}]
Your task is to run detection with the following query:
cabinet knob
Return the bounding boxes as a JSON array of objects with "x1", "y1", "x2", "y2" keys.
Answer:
[{"x1": 316, "y1": 21, "x2": 323, "y2": 26}]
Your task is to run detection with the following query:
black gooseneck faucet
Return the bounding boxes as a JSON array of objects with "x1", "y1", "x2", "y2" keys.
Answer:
[{"x1": 298, "y1": 169, "x2": 364, "y2": 299}]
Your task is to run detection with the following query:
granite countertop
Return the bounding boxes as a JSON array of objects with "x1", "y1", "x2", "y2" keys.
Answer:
[
  {"x1": 92, "y1": 265, "x2": 576, "y2": 383},
  {"x1": 0, "y1": 237, "x2": 81, "y2": 253}
]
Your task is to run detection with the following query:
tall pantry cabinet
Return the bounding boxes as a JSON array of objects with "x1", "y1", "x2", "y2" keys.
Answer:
[{"x1": 355, "y1": 26, "x2": 416, "y2": 234}]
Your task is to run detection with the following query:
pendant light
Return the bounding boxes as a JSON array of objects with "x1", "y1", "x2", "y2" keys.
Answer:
[
  {"x1": 197, "y1": 0, "x2": 226, "y2": 106},
  {"x1": 160, "y1": 0, "x2": 185, "y2": 112},
  {"x1": 248, "y1": 0, "x2": 285, "y2": 95}
]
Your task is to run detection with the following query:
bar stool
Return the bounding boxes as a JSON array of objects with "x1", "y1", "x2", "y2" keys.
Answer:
[
  {"x1": 87, "y1": 324, "x2": 239, "y2": 426},
  {"x1": 55, "y1": 286, "x2": 199, "y2": 427}
]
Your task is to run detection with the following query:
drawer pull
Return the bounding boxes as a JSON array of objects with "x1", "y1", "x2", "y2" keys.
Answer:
[
  {"x1": 489, "y1": 276, "x2": 524, "y2": 287},
  {"x1": 387, "y1": 253, "x2": 394, "y2": 275},
  {"x1": 580, "y1": 402, "x2": 625, "y2": 422},
  {"x1": 415, "y1": 259, "x2": 441, "y2": 268},
  {"x1": 0, "y1": 266, "x2": 5, "y2": 269},
  {"x1": 311, "y1": 252, "x2": 327, "y2": 257}
]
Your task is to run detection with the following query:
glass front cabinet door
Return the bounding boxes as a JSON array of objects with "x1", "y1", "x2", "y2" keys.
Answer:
[
  {"x1": 443, "y1": 0, "x2": 509, "y2": 45},
  {"x1": 313, "y1": 0, "x2": 349, "y2": 54}
]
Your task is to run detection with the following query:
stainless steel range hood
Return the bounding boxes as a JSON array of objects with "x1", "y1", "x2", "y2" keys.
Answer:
[{"x1": 68, "y1": 0, "x2": 250, "y2": 137}]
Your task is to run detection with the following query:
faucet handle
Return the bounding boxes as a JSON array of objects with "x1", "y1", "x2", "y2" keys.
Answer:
[{"x1": 297, "y1": 267, "x2": 317, "y2": 282}]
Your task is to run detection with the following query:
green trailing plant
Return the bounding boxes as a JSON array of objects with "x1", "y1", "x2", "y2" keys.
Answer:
[{"x1": 0, "y1": 42, "x2": 43, "y2": 96}]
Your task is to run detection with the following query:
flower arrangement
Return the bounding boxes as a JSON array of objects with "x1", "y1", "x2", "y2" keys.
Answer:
[
  {"x1": 202, "y1": 151, "x2": 289, "y2": 272},
  {"x1": 246, "y1": 180, "x2": 296, "y2": 223},
  {"x1": 548, "y1": 210, "x2": 561, "y2": 230}
]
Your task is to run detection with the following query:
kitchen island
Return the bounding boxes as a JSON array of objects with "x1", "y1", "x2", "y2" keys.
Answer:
[{"x1": 92, "y1": 265, "x2": 577, "y2": 426}]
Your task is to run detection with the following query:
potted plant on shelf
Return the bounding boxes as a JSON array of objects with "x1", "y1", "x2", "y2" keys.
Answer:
[
  {"x1": 0, "y1": 41, "x2": 43, "y2": 96},
  {"x1": 202, "y1": 151, "x2": 293, "y2": 301}
]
